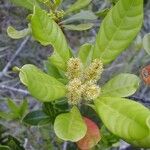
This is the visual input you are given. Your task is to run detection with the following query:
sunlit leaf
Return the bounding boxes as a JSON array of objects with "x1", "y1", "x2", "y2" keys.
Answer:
[
  {"x1": 101, "y1": 74, "x2": 140, "y2": 97},
  {"x1": 54, "y1": 106, "x2": 87, "y2": 142},
  {"x1": 7, "y1": 26, "x2": 30, "y2": 39},
  {"x1": 19, "y1": 64, "x2": 67, "y2": 102},
  {"x1": 31, "y1": 7, "x2": 70, "y2": 70},
  {"x1": 95, "y1": 97, "x2": 150, "y2": 148},
  {"x1": 62, "y1": 11, "x2": 97, "y2": 24},
  {"x1": 63, "y1": 23, "x2": 93, "y2": 31},
  {"x1": 93, "y1": 0, "x2": 143, "y2": 64},
  {"x1": 54, "y1": 0, "x2": 63, "y2": 7},
  {"x1": 10, "y1": 0, "x2": 39, "y2": 10},
  {"x1": 65, "y1": 0, "x2": 92, "y2": 14},
  {"x1": 78, "y1": 43, "x2": 93, "y2": 66},
  {"x1": 143, "y1": 33, "x2": 150, "y2": 55}
]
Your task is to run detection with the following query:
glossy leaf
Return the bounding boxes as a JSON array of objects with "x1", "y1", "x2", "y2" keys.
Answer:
[
  {"x1": 19, "y1": 64, "x2": 66, "y2": 102},
  {"x1": 95, "y1": 97, "x2": 150, "y2": 148},
  {"x1": 77, "y1": 117, "x2": 101, "y2": 150},
  {"x1": 23, "y1": 110, "x2": 50, "y2": 126},
  {"x1": 31, "y1": 7, "x2": 70, "y2": 70},
  {"x1": 62, "y1": 11, "x2": 97, "y2": 24},
  {"x1": 101, "y1": 74, "x2": 140, "y2": 97},
  {"x1": 92, "y1": 0, "x2": 143, "y2": 64},
  {"x1": 78, "y1": 43, "x2": 93, "y2": 66},
  {"x1": 7, "y1": 26, "x2": 30, "y2": 39},
  {"x1": 143, "y1": 33, "x2": 150, "y2": 55},
  {"x1": 63, "y1": 23, "x2": 93, "y2": 31},
  {"x1": 65, "y1": 0, "x2": 92, "y2": 14},
  {"x1": 10, "y1": 0, "x2": 39, "y2": 10},
  {"x1": 54, "y1": 106, "x2": 87, "y2": 142}
]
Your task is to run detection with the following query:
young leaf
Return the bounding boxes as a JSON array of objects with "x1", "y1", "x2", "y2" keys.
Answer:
[
  {"x1": 19, "y1": 64, "x2": 67, "y2": 102},
  {"x1": 76, "y1": 117, "x2": 101, "y2": 150},
  {"x1": 7, "y1": 99, "x2": 20, "y2": 117},
  {"x1": 19, "y1": 99, "x2": 29, "y2": 118},
  {"x1": 31, "y1": 7, "x2": 70, "y2": 70},
  {"x1": 0, "y1": 112, "x2": 15, "y2": 120},
  {"x1": 10, "y1": 0, "x2": 39, "y2": 10},
  {"x1": 95, "y1": 97, "x2": 150, "y2": 148},
  {"x1": 78, "y1": 43, "x2": 93, "y2": 66},
  {"x1": 143, "y1": 33, "x2": 150, "y2": 55},
  {"x1": 62, "y1": 11, "x2": 97, "y2": 24},
  {"x1": 101, "y1": 74, "x2": 140, "y2": 97},
  {"x1": 7, "y1": 26, "x2": 30, "y2": 39},
  {"x1": 63, "y1": 23, "x2": 93, "y2": 31},
  {"x1": 92, "y1": 0, "x2": 143, "y2": 64},
  {"x1": 23, "y1": 110, "x2": 50, "y2": 126},
  {"x1": 54, "y1": 0, "x2": 63, "y2": 7},
  {"x1": 54, "y1": 106, "x2": 87, "y2": 142},
  {"x1": 65, "y1": 0, "x2": 92, "y2": 14}
]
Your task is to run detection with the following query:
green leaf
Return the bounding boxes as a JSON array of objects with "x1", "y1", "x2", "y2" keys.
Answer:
[
  {"x1": 44, "y1": 60, "x2": 62, "y2": 79},
  {"x1": 99, "y1": 125, "x2": 119, "y2": 149},
  {"x1": 54, "y1": 0, "x2": 63, "y2": 7},
  {"x1": 96, "y1": 8, "x2": 110, "y2": 18},
  {"x1": 65, "y1": 0, "x2": 92, "y2": 14},
  {"x1": 7, "y1": 99, "x2": 20, "y2": 116},
  {"x1": 19, "y1": 64, "x2": 67, "y2": 102},
  {"x1": 7, "y1": 26, "x2": 30, "y2": 39},
  {"x1": 54, "y1": 106, "x2": 87, "y2": 142},
  {"x1": 31, "y1": 7, "x2": 70, "y2": 70},
  {"x1": 92, "y1": 0, "x2": 143, "y2": 64},
  {"x1": 101, "y1": 74, "x2": 140, "y2": 97},
  {"x1": 19, "y1": 99, "x2": 28, "y2": 118},
  {"x1": 62, "y1": 11, "x2": 97, "y2": 24},
  {"x1": 63, "y1": 23, "x2": 93, "y2": 31},
  {"x1": 143, "y1": 33, "x2": 150, "y2": 55},
  {"x1": 10, "y1": 0, "x2": 39, "y2": 10},
  {"x1": 95, "y1": 97, "x2": 150, "y2": 148},
  {"x1": 78, "y1": 43, "x2": 93, "y2": 66},
  {"x1": 0, "y1": 145, "x2": 10, "y2": 150},
  {"x1": 42, "y1": 98, "x2": 69, "y2": 124},
  {"x1": 0, "y1": 112, "x2": 15, "y2": 120},
  {"x1": 23, "y1": 110, "x2": 50, "y2": 126}
]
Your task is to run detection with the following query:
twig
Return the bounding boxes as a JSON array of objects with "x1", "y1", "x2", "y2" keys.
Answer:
[
  {"x1": 62, "y1": 142, "x2": 68, "y2": 150},
  {"x1": 0, "y1": 85, "x2": 29, "y2": 95},
  {"x1": 0, "y1": 36, "x2": 30, "y2": 78}
]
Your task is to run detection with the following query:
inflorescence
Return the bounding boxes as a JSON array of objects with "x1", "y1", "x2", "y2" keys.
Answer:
[{"x1": 66, "y1": 58, "x2": 103, "y2": 105}]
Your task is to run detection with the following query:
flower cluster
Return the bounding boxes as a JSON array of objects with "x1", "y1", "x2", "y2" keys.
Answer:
[{"x1": 66, "y1": 58, "x2": 103, "y2": 105}]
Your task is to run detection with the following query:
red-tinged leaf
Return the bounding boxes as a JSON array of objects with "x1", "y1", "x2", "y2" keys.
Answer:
[{"x1": 76, "y1": 117, "x2": 101, "y2": 150}]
